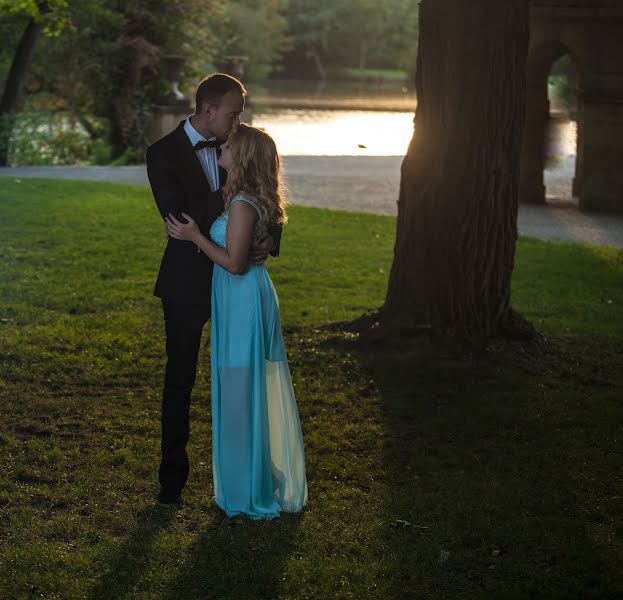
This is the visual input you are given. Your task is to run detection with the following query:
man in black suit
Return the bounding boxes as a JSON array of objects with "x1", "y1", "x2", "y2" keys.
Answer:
[{"x1": 146, "y1": 73, "x2": 275, "y2": 505}]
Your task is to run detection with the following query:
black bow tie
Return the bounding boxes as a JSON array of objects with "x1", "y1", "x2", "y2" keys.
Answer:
[{"x1": 193, "y1": 139, "x2": 220, "y2": 151}]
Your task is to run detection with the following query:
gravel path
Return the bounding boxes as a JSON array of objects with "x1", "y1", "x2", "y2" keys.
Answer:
[{"x1": 1, "y1": 158, "x2": 621, "y2": 249}]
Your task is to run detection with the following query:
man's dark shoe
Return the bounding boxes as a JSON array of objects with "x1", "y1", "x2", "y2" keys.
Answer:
[{"x1": 156, "y1": 488, "x2": 182, "y2": 506}]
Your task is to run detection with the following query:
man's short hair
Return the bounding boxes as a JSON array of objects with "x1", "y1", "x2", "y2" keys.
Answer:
[{"x1": 195, "y1": 73, "x2": 246, "y2": 110}]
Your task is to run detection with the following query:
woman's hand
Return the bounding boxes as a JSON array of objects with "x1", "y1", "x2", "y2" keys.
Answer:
[{"x1": 165, "y1": 213, "x2": 200, "y2": 243}]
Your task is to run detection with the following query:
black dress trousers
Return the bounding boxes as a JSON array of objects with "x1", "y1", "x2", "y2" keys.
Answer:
[{"x1": 159, "y1": 297, "x2": 211, "y2": 494}]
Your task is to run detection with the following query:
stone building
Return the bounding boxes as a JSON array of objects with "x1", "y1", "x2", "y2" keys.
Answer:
[{"x1": 521, "y1": 0, "x2": 623, "y2": 212}]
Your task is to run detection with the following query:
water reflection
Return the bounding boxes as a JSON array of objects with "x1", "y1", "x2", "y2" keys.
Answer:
[
  {"x1": 247, "y1": 76, "x2": 576, "y2": 165},
  {"x1": 251, "y1": 109, "x2": 414, "y2": 156},
  {"x1": 251, "y1": 108, "x2": 577, "y2": 161}
]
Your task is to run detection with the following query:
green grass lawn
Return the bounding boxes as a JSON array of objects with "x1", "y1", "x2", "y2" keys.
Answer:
[{"x1": 0, "y1": 178, "x2": 622, "y2": 599}]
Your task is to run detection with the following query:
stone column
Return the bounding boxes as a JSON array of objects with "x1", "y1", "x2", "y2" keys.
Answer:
[
  {"x1": 151, "y1": 104, "x2": 191, "y2": 142},
  {"x1": 572, "y1": 93, "x2": 584, "y2": 197},
  {"x1": 520, "y1": 67, "x2": 549, "y2": 204},
  {"x1": 577, "y1": 94, "x2": 623, "y2": 212},
  {"x1": 573, "y1": 20, "x2": 623, "y2": 212}
]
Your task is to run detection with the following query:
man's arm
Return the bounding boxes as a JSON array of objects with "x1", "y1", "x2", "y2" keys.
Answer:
[{"x1": 146, "y1": 145, "x2": 185, "y2": 220}]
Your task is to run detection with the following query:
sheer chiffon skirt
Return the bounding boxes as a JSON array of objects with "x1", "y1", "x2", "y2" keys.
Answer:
[{"x1": 211, "y1": 264, "x2": 308, "y2": 519}]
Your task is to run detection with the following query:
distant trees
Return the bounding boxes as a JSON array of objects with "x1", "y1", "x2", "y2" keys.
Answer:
[
  {"x1": 1, "y1": 0, "x2": 219, "y2": 162},
  {"x1": 284, "y1": 0, "x2": 419, "y2": 80},
  {"x1": 283, "y1": 0, "x2": 339, "y2": 80},
  {"x1": 211, "y1": 0, "x2": 291, "y2": 81},
  {"x1": 1, "y1": 0, "x2": 291, "y2": 162},
  {"x1": 334, "y1": 0, "x2": 420, "y2": 80},
  {"x1": 0, "y1": 0, "x2": 421, "y2": 163},
  {"x1": 0, "y1": 0, "x2": 72, "y2": 165}
]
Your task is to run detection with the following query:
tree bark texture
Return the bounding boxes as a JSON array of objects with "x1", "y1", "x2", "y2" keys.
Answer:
[
  {"x1": 382, "y1": 0, "x2": 531, "y2": 343},
  {"x1": 0, "y1": 17, "x2": 44, "y2": 166},
  {"x1": 0, "y1": 19, "x2": 43, "y2": 115}
]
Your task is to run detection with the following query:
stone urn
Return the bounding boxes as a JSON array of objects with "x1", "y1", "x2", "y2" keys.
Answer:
[
  {"x1": 220, "y1": 55, "x2": 248, "y2": 81},
  {"x1": 159, "y1": 54, "x2": 191, "y2": 106},
  {"x1": 150, "y1": 54, "x2": 192, "y2": 143}
]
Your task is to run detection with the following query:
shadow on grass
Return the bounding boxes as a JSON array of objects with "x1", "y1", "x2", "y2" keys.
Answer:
[
  {"x1": 319, "y1": 324, "x2": 622, "y2": 598},
  {"x1": 163, "y1": 512, "x2": 304, "y2": 600},
  {"x1": 88, "y1": 498, "x2": 303, "y2": 600},
  {"x1": 89, "y1": 504, "x2": 177, "y2": 600},
  {"x1": 372, "y1": 350, "x2": 622, "y2": 598}
]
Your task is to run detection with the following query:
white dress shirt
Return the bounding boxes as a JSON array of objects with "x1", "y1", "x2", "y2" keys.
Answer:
[{"x1": 183, "y1": 118, "x2": 220, "y2": 192}]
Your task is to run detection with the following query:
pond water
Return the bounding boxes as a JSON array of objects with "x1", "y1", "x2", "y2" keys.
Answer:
[
  {"x1": 248, "y1": 79, "x2": 415, "y2": 156},
  {"x1": 251, "y1": 109, "x2": 414, "y2": 156},
  {"x1": 248, "y1": 80, "x2": 577, "y2": 158},
  {"x1": 250, "y1": 109, "x2": 577, "y2": 158}
]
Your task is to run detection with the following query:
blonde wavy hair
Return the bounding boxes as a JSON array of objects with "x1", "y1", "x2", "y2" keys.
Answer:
[{"x1": 223, "y1": 123, "x2": 288, "y2": 225}]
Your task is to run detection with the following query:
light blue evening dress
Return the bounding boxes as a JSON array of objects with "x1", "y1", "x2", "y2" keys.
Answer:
[{"x1": 209, "y1": 193, "x2": 308, "y2": 519}]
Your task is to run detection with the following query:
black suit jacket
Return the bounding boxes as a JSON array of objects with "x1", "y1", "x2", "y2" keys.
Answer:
[{"x1": 147, "y1": 120, "x2": 226, "y2": 306}]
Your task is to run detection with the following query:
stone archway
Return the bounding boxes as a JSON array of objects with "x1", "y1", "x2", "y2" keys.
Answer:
[{"x1": 521, "y1": 1, "x2": 623, "y2": 212}]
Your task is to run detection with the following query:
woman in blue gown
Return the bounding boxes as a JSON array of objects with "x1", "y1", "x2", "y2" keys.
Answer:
[{"x1": 166, "y1": 124, "x2": 308, "y2": 519}]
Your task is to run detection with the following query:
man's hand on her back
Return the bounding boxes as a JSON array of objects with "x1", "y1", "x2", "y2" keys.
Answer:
[{"x1": 248, "y1": 234, "x2": 274, "y2": 265}]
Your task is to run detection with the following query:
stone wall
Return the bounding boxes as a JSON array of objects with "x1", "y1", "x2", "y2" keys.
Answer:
[{"x1": 521, "y1": 0, "x2": 623, "y2": 211}]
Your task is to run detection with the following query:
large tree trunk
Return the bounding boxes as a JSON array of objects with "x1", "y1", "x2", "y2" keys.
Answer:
[
  {"x1": 0, "y1": 17, "x2": 44, "y2": 166},
  {"x1": 379, "y1": 0, "x2": 534, "y2": 347}
]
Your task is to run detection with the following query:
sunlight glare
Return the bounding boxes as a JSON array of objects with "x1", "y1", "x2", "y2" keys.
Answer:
[{"x1": 251, "y1": 109, "x2": 414, "y2": 156}]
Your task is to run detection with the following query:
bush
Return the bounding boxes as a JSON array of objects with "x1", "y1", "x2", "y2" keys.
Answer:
[
  {"x1": 2, "y1": 108, "x2": 111, "y2": 166},
  {"x1": 109, "y1": 146, "x2": 145, "y2": 166},
  {"x1": 89, "y1": 138, "x2": 112, "y2": 165}
]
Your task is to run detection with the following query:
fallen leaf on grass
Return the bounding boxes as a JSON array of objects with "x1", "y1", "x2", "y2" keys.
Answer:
[{"x1": 393, "y1": 519, "x2": 411, "y2": 527}]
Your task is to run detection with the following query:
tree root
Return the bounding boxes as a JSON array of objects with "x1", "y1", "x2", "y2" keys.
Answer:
[
  {"x1": 499, "y1": 308, "x2": 543, "y2": 344},
  {"x1": 352, "y1": 306, "x2": 543, "y2": 361}
]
